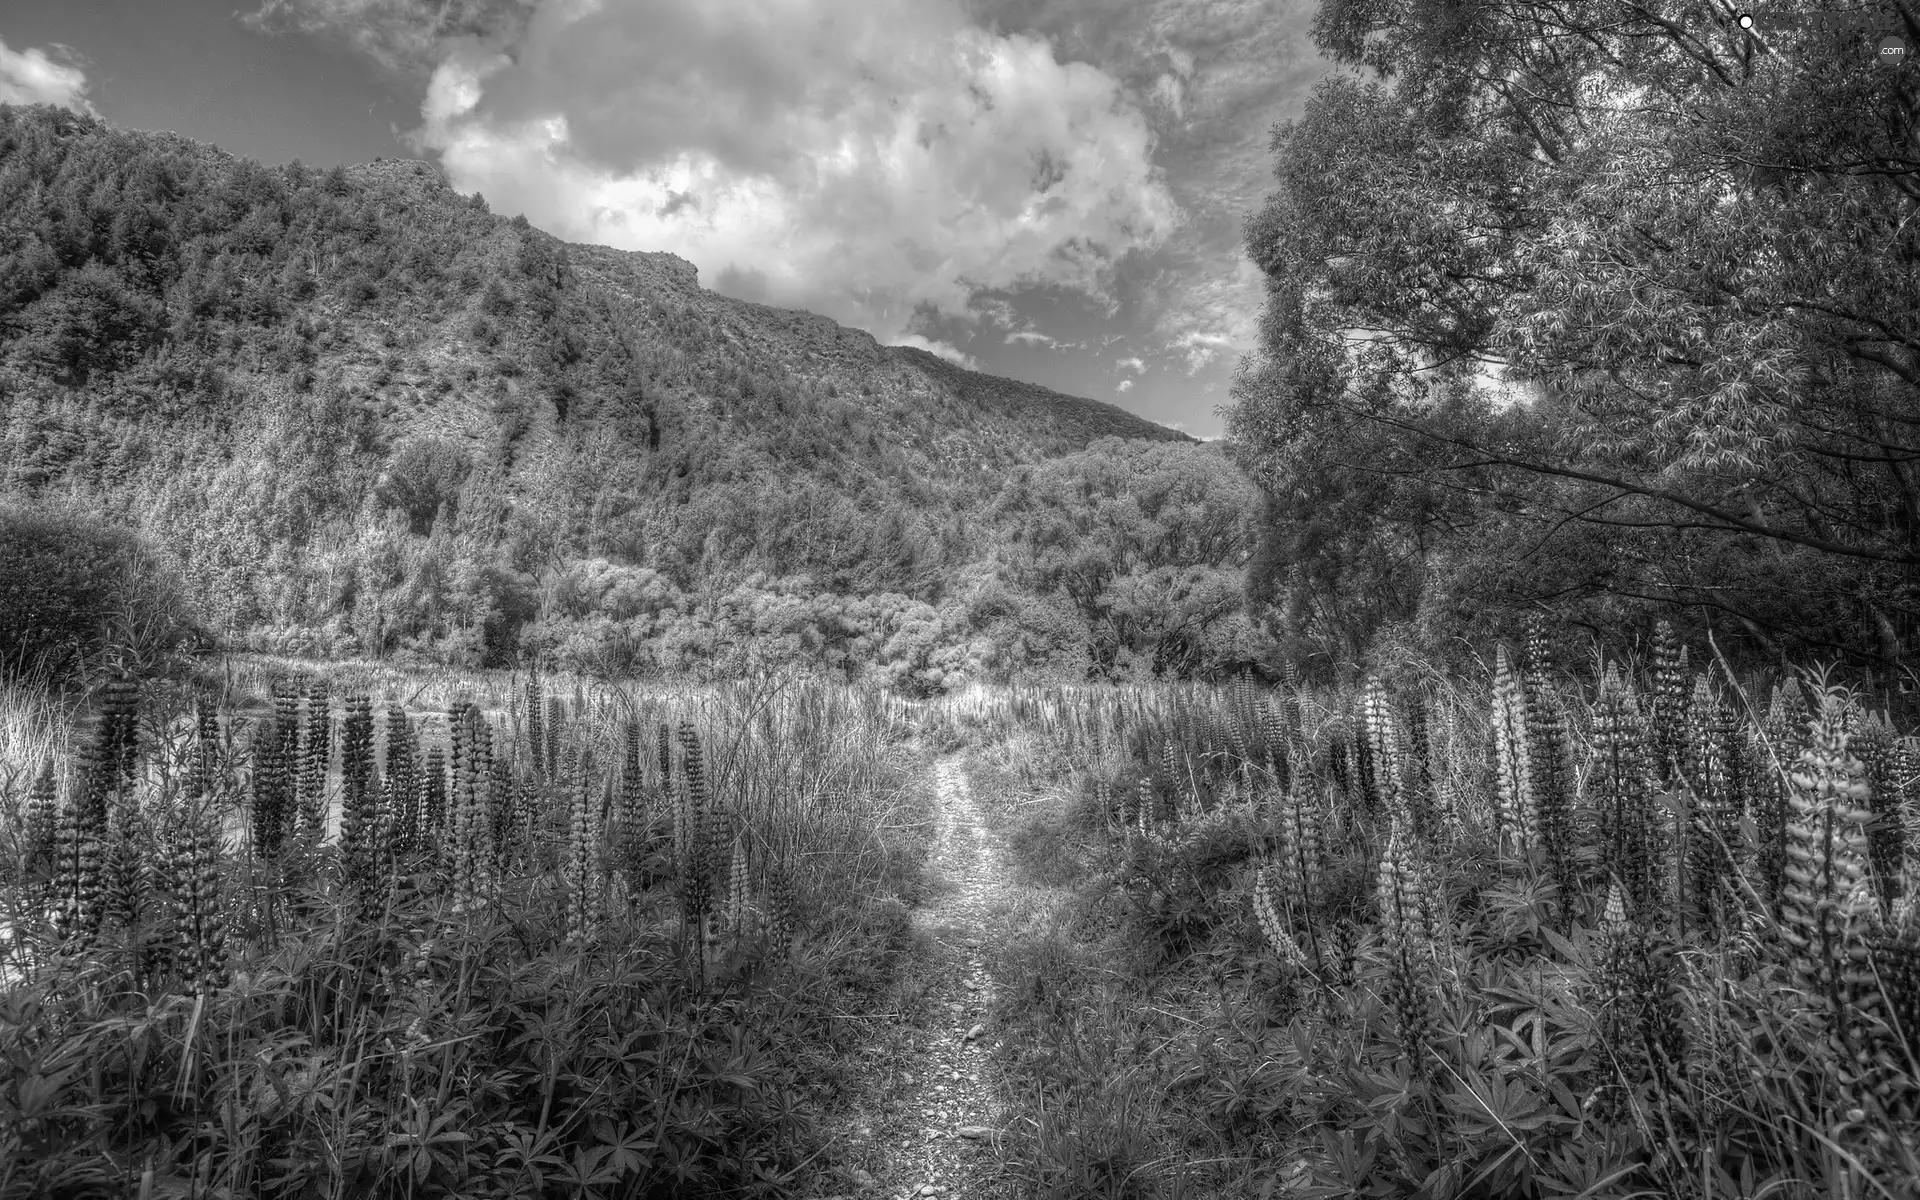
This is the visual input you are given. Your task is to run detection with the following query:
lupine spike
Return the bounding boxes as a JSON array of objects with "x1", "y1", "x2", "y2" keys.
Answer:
[
  {"x1": 1327, "y1": 731, "x2": 1352, "y2": 808},
  {"x1": 337, "y1": 694, "x2": 379, "y2": 895},
  {"x1": 1405, "y1": 693, "x2": 1436, "y2": 843},
  {"x1": 517, "y1": 776, "x2": 540, "y2": 866},
  {"x1": 763, "y1": 859, "x2": 799, "y2": 959},
  {"x1": 50, "y1": 794, "x2": 104, "y2": 953},
  {"x1": 1650, "y1": 621, "x2": 1690, "y2": 787},
  {"x1": 475, "y1": 715, "x2": 497, "y2": 900},
  {"x1": 620, "y1": 718, "x2": 645, "y2": 835},
  {"x1": 97, "y1": 673, "x2": 141, "y2": 806},
  {"x1": 423, "y1": 743, "x2": 448, "y2": 860},
  {"x1": 1253, "y1": 862, "x2": 1313, "y2": 976},
  {"x1": 193, "y1": 698, "x2": 223, "y2": 804},
  {"x1": 1588, "y1": 875, "x2": 1642, "y2": 1123},
  {"x1": 1523, "y1": 646, "x2": 1577, "y2": 901},
  {"x1": 163, "y1": 800, "x2": 228, "y2": 995},
  {"x1": 1377, "y1": 820, "x2": 1437, "y2": 1060},
  {"x1": 1682, "y1": 676, "x2": 1734, "y2": 942},
  {"x1": 1491, "y1": 645, "x2": 1534, "y2": 858},
  {"x1": 1363, "y1": 676, "x2": 1402, "y2": 825},
  {"x1": 490, "y1": 755, "x2": 517, "y2": 877},
  {"x1": 251, "y1": 685, "x2": 296, "y2": 860},
  {"x1": 24, "y1": 760, "x2": 58, "y2": 874},
  {"x1": 1779, "y1": 686, "x2": 1882, "y2": 1098},
  {"x1": 727, "y1": 829, "x2": 750, "y2": 938},
  {"x1": 1259, "y1": 697, "x2": 1290, "y2": 796},
  {"x1": 1592, "y1": 665, "x2": 1662, "y2": 920},
  {"x1": 298, "y1": 680, "x2": 330, "y2": 843},
  {"x1": 565, "y1": 742, "x2": 600, "y2": 946},
  {"x1": 99, "y1": 794, "x2": 152, "y2": 935},
  {"x1": 677, "y1": 724, "x2": 715, "y2": 934},
  {"x1": 1853, "y1": 711, "x2": 1904, "y2": 917},
  {"x1": 525, "y1": 676, "x2": 545, "y2": 782}
]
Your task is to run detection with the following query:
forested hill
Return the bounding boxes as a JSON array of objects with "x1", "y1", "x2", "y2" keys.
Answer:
[{"x1": 0, "y1": 103, "x2": 1260, "y2": 693}]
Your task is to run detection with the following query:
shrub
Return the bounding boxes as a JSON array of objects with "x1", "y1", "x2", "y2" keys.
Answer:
[
  {"x1": 0, "y1": 499, "x2": 204, "y2": 691},
  {"x1": 373, "y1": 437, "x2": 472, "y2": 536}
]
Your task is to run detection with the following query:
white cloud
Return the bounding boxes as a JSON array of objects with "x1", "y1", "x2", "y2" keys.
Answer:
[
  {"x1": 968, "y1": 295, "x2": 1019, "y2": 329},
  {"x1": 1169, "y1": 329, "x2": 1236, "y2": 374},
  {"x1": 379, "y1": 0, "x2": 1182, "y2": 351},
  {"x1": 892, "y1": 333, "x2": 979, "y2": 370},
  {"x1": 962, "y1": 0, "x2": 1316, "y2": 384},
  {"x1": 245, "y1": 0, "x2": 540, "y2": 73},
  {"x1": 1006, "y1": 329, "x2": 1060, "y2": 348},
  {"x1": 1115, "y1": 355, "x2": 1145, "y2": 374},
  {"x1": 0, "y1": 38, "x2": 95, "y2": 113},
  {"x1": 1116, "y1": 378, "x2": 1134, "y2": 393}
]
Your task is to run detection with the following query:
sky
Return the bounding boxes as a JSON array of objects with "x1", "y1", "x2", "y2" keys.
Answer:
[{"x1": 0, "y1": 0, "x2": 1336, "y2": 440}]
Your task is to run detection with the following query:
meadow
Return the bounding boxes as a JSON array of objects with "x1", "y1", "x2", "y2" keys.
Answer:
[{"x1": 2, "y1": 618, "x2": 1918, "y2": 1199}]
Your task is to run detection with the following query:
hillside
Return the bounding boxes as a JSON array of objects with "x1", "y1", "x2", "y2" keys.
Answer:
[{"x1": 0, "y1": 104, "x2": 1261, "y2": 692}]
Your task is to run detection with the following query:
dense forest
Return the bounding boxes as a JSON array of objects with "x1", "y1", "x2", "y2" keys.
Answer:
[
  {"x1": 1228, "y1": 0, "x2": 1920, "y2": 685},
  {"x1": 0, "y1": 103, "x2": 1265, "y2": 694},
  {"x1": 5, "y1": 0, "x2": 1915, "y2": 702}
]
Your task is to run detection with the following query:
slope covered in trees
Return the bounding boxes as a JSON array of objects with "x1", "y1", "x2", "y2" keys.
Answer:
[
  {"x1": 1228, "y1": 1, "x2": 1920, "y2": 682},
  {"x1": 0, "y1": 103, "x2": 1259, "y2": 693}
]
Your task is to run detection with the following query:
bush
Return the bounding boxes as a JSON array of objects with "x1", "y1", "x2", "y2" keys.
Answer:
[
  {"x1": 7, "y1": 262, "x2": 166, "y2": 385},
  {"x1": 0, "y1": 500, "x2": 205, "y2": 691},
  {"x1": 451, "y1": 560, "x2": 539, "y2": 668},
  {"x1": 374, "y1": 437, "x2": 472, "y2": 536}
]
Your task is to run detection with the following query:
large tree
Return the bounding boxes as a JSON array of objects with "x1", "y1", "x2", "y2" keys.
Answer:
[{"x1": 1228, "y1": 0, "x2": 1920, "y2": 675}]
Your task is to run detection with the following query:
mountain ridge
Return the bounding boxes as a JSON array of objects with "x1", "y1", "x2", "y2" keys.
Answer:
[
  {"x1": 336, "y1": 153, "x2": 1193, "y2": 453},
  {"x1": 0, "y1": 104, "x2": 1258, "y2": 688}
]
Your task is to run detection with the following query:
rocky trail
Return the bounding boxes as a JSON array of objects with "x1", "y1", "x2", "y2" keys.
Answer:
[{"x1": 808, "y1": 754, "x2": 1036, "y2": 1200}]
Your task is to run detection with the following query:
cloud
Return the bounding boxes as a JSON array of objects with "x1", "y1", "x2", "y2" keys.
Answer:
[
  {"x1": 245, "y1": 0, "x2": 539, "y2": 73},
  {"x1": 1115, "y1": 355, "x2": 1145, "y2": 374},
  {"x1": 1006, "y1": 329, "x2": 1060, "y2": 348},
  {"x1": 1116, "y1": 378, "x2": 1134, "y2": 393},
  {"x1": 0, "y1": 38, "x2": 96, "y2": 112},
  {"x1": 892, "y1": 333, "x2": 979, "y2": 370},
  {"x1": 968, "y1": 295, "x2": 1020, "y2": 329},
  {"x1": 260, "y1": 0, "x2": 1186, "y2": 350},
  {"x1": 1170, "y1": 329, "x2": 1237, "y2": 374},
  {"x1": 966, "y1": 1, "x2": 1320, "y2": 376}
]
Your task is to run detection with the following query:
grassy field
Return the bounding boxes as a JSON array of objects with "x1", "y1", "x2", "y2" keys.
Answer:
[{"x1": 2, "y1": 624, "x2": 1918, "y2": 1198}]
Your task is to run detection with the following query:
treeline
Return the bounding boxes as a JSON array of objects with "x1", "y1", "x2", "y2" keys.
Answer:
[
  {"x1": 1227, "y1": 0, "x2": 1920, "y2": 688},
  {"x1": 0, "y1": 103, "x2": 1258, "y2": 693}
]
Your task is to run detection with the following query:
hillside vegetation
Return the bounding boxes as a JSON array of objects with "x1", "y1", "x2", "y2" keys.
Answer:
[
  {"x1": 1228, "y1": 0, "x2": 1920, "y2": 688},
  {"x1": 0, "y1": 103, "x2": 1255, "y2": 698}
]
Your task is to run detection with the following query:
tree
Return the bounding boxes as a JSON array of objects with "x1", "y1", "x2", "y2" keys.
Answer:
[
  {"x1": 0, "y1": 498, "x2": 203, "y2": 690},
  {"x1": 374, "y1": 437, "x2": 472, "y2": 536},
  {"x1": 1228, "y1": 0, "x2": 1920, "y2": 671},
  {"x1": 7, "y1": 262, "x2": 165, "y2": 385}
]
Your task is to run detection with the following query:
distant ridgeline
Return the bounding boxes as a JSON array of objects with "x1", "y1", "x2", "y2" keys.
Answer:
[{"x1": 0, "y1": 103, "x2": 1270, "y2": 692}]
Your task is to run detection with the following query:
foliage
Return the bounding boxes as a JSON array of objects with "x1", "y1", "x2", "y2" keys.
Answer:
[
  {"x1": 0, "y1": 661, "x2": 938, "y2": 1199},
  {"x1": 0, "y1": 103, "x2": 1259, "y2": 692},
  {"x1": 1227, "y1": 1, "x2": 1920, "y2": 680},
  {"x1": 955, "y1": 624, "x2": 1920, "y2": 1199},
  {"x1": 0, "y1": 497, "x2": 203, "y2": 692}
]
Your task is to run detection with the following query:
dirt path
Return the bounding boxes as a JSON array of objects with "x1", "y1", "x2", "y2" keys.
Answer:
[{"x1": 811, "y1": 754, "x2": 1030, "y2": 1200}]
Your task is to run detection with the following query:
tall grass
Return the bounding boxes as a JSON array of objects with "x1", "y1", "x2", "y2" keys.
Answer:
[
  {"x1": 944, "y1": 637, "x2": 1920, "y2": 1199},
  {"x1": 0, "y1": 655, "x2": 940, "y2": 1199}
]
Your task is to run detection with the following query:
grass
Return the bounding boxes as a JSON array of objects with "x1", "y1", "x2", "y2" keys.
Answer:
[
  {"x1": 933, "y1": 647, "x2": 1920, "y2": 1200},
  {"x1": 5, "y1": 630, "x2": 1920, "y2": 1199},
  {"x1": 0, "y1": 651, "x2": 940, "y2": 1199}
]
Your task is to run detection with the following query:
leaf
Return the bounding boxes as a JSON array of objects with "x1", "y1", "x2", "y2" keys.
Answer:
[
  {"x1": 1546, "y1": 1077, "x2": 1583, "y2": 1123},
  {"x1": 1421, "y1": 1161, "x2": 1462, "y2": 1200},
  {"x1": 1539, "y1": 926, "x2": 1581, "y2": 962}
]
